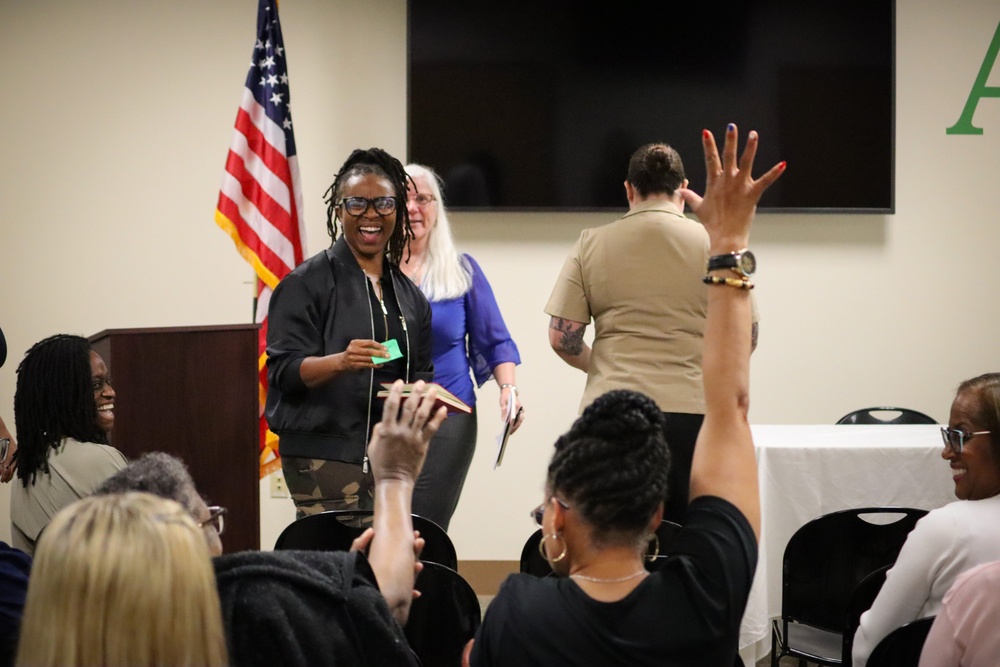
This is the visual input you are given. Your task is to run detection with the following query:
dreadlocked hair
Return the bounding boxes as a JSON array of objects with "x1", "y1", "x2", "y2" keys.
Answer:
[
  {"x1": 323, "y1": 147, "x2": 414, "y2": 266},
  {"x1": 547, "y1": 390, "x2": 671, "y2": 546},
  {"x1": 14, "y1": 334, "x2": 108, "y2": 486}
]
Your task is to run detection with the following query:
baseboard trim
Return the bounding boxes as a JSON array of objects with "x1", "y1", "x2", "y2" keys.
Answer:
[{"x1": 457, "y1": 560, "x2": 519, "y2": 596}]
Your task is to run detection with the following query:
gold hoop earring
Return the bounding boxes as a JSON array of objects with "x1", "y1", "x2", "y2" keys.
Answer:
[
  {"x1": 645, "y1": 533, "x2": 660, "y2": 562},
  {"x1": 539, "y1": 532, "x2": 568, "y2": 563}
]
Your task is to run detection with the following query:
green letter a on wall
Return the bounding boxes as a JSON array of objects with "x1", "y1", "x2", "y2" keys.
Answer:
[{"x1": 948, "y1": 19, "x2": 1000, "y2": 135}]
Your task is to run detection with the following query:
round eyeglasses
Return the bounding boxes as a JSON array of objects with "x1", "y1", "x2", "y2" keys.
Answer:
[
  {"x1": 199, "y1": 506, "x2": 227, "y2": 536},
  {"x1": 529, "y1": 497, "x2": 571, "y2": 526},
  {"x1": 407, "y1": 193, "x2": 436, "y2": 207},
  {"x1": 339, "y1": 196, "x2": 397, "y2": 217},
  {"x1": 940, "y1": 427, "x2": 991, "y2": 455}
]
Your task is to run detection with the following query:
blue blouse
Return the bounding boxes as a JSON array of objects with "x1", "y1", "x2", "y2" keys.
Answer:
[{"x1": 428, "y1": 255, "x2": 520, "y2": 407}]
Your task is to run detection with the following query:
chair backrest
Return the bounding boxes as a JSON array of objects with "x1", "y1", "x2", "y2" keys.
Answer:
[
  {"x1": 519, "y1": 520, "x2": 682, "y2": 577},
  {"x1": 836, "y1": 407, "x2": 937, "y2": 425},
  {"x1": 781, "y1": 507, "x2": 927, "y2": 633},
  {"x1": 842, "y1": 564, "x2": 891, "y2": 666},
  {"x1": 865, "y1": 617, "x2": 935, "y2": 667},
  {"x1": 274, "y1": 510, "x2": 458, "y2": 570},
  {"x1": 405, "y1": 561, "x2": 481, "y2": 667},
  {"x1": 519, "y1": 529, "x2": 552, "y2": 577}
]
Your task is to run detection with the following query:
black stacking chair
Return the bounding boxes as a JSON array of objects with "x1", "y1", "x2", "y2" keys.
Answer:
[
  {"x1": 405, "y1": 561, "x2": 481, "y2": 667},
  {"x1": 865, "y1": 617, "x2": 935, "y2": 667},
  {"x1": 770, "y1": 507, "x2": 927, "y2": 667},
  {"x1": 519, "y1": 519, "x2": 681, "y2": 578},
  {"x1": 836, "y1": 407, "x2": 937, "y2": 425},
  {"x1": 274, "y1": 509, "x2": 458, "y2": 570},
  {"x1": 842, "y1": 564, "x2": 891, "y2": 667}
]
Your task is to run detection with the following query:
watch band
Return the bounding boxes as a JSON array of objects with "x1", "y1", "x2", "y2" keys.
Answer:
[{"x1": 707, "y1": 249, "x2": 755, "y2": 277}]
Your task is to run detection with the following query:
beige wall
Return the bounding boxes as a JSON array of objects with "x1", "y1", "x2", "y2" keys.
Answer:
[{"x1": 2, "y1": 1, "x2": 999, "y2": 559}]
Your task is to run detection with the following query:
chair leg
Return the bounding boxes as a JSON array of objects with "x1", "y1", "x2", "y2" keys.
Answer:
[{"x1": 770, "y1": 620, "x2": 780, "y2": 667}]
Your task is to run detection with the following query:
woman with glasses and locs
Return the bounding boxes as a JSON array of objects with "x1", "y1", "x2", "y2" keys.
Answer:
[
  {"x1": 400, "y1": 164, "x2": 523, "y2": 531},
  {"x1": 853, "y1": 372, "x2": 1000, "y2": 667},
  {"x1": 10, "y1": 334, "x2": 127, "y2": 555},
  {"x1": 465, "y1": 125, "x2": 784, "y2": 666},
  {"x1": 266, "y1": 148, "x2": 433, "y2": 520}
]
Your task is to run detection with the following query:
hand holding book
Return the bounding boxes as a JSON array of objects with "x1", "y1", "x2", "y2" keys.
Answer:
[{"x1": 376, "y1": 383, "x2": 471, "y2": 415}]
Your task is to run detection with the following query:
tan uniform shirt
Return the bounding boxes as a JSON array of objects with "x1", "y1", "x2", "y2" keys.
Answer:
[
  {"x1": 546, "y1": 199, "x2": 756, "y2": 414},
  {"x1": 10, "y1": 437, "x2": 127, "y2": 555}
]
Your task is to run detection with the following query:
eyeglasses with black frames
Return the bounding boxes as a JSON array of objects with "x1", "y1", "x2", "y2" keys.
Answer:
[
  {"x1": 529, "y1": 497, "x2": 571, "y2": 526},
  {"x1": 940, "y1": 427, "x2": 992, "y2": 455},
  {"x1": 407, "y1": 193, "x2": 436, "y2": 207},
  {"x1": 199, "y1": 506, "x2": 227, "y2": 536},
  {"x1": 339, "y1": 196, "x2": 398, "y2": 217}
]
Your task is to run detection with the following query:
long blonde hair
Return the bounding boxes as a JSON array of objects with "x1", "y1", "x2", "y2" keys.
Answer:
[
  {"x1": 16, "y1": 492, "x2": 228, "y2": 667},
  {"x1": 405, "y1": 163, "x2": 472, "y2": 300}
]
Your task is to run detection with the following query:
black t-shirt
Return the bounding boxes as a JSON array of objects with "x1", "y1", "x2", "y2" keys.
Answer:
[
  {"x1": 470, "y1": 496, "x2": 757, "y2": 667},
  {"x1": 367, "y1": 274, "x2": 408, "y2": 428}
]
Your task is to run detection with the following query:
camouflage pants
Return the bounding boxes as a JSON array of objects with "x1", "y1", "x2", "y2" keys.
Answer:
[{"x1": 280, "y1": 456, "x2": 375, "y2": 525}]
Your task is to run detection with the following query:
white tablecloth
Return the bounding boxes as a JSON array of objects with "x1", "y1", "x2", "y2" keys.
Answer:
[{"x1": 738, "y1": 424, "x2": 956, "y2": 664}]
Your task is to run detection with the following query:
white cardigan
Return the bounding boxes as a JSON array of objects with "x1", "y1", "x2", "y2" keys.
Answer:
[{"x1": 853, "y1": 494, "x2": 1000, "y2": 667}]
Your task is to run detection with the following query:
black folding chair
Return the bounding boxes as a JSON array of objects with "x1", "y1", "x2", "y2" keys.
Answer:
[
  {"x1": 866, "y1": 617, "x2": 935, "y2": 667},
  {"x1": 770, "y1": 507, "x2": 927, "y2": 667},
  {"x1": 842, "y1": 564, "x2": 891, "y2": 667},
  {"x1": 274, "y1": 509, "x2": 458, "y2": 570},
  {"x1": 836, "y1": 407, "x2": 937, "y2": 425},
  {"x1": 406, "y1": 561, "x2": 481, "y2": 667}
]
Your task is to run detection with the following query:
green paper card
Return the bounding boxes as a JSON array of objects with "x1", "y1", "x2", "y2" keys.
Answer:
[{"x1": 371, "y1": 338, "x2": 402, "y2": 365}]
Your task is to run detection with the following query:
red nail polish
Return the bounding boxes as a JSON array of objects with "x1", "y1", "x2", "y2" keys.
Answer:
[
  {"x1": 779, "y1": 161, "x2": 787, "y2": 170},
  {"x1": 702, "y1": 129, "x2": 710, "y2": 139}
]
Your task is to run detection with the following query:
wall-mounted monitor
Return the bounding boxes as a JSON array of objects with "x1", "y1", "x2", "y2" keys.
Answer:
[{"x1": 408, "y1": 1, "x2": 894, "y2": 213}]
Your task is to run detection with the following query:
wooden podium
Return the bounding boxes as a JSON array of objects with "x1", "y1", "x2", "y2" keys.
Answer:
[{"x1": 90, "y1": 324, "x2": 260, "y2": 551}]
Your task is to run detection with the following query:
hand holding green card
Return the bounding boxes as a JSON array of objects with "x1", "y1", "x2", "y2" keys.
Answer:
[{"x1": 371, "y1": 338, "x2": 403, "y2": 365}]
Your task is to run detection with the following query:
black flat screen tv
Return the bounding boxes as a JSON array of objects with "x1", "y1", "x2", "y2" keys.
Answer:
[{"x1": 408, "y1": 1, "x2": 894, "y2": 213}]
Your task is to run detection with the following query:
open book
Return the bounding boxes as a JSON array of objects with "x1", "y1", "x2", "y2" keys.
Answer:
[{"x1": 376, "y1": 383, "x2": 472, "y2": 415}]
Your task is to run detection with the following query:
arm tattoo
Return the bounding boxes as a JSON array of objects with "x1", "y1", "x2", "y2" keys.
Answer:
[
  {"x1": 550, "y1": 318, "x2": 586, "y2": 356},
  {"x1": 751, "y1": 321, "x2": 759, "y2": 353}
]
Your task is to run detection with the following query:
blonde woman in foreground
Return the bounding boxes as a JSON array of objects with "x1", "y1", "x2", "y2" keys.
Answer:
[{"x1": 16, "y1": 492, "x2": 228, "y2": 667}]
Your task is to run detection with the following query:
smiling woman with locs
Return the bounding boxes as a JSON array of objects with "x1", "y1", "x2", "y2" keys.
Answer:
[
  {"x1": 10, "y1": 333, "x2": 127, "y2": 555},
  {"x1": 265, "y1": 147, "x2": 434, "y2": 522}
]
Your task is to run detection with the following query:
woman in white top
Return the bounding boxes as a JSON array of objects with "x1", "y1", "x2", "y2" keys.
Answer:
[{"x1": 853, "y1": 372, "x2": 1000, "y2": 666}]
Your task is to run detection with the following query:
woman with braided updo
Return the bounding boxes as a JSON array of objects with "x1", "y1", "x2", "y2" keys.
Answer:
[
  {"x1": 266, "y1": 147, "x2": 434, "y2": 519},
  {"x1": 466, "y1": 125, "x2": 785, "y2": 666},
  {"x1": 10, "y1": 334, "x2": 127, "y2": 555}
]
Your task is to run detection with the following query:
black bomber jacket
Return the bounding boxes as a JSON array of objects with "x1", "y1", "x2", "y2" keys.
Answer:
[{"x1": 264, "y1": 236, "x2": 433, "y2": 466}]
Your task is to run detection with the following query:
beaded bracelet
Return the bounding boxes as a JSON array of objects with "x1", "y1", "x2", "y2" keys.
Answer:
[
  {"x1": 703, "y1": 275, "x2": 754, "y2": 290},
  {"x1": 500, "y1": 383, "x2": 518, "y2": 396}
]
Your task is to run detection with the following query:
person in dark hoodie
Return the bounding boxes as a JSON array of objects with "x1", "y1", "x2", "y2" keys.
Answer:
[
  {"x1": 96, "y1": 380, "x2": 446, "y2": 667},
  {"x1": 0, "y1": 326, "x2": 32, "y2": 667}
]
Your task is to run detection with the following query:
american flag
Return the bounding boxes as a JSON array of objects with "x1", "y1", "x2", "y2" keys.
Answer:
[{"x1": 214, "y1": 0, "x2": 306, "y2": 479}]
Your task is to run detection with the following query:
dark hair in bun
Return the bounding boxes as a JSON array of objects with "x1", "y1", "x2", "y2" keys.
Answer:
[
  {"x1": 547, "y1": 390, "x2": 670, "y2": 544},
  {"x1": 626, "y1": 143, "x2": 685, "y2": 197}
]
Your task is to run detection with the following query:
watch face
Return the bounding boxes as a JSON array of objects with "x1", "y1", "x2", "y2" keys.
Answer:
[{"x1": 739, "y1": 250, "x2": 756, "y2": 276}]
